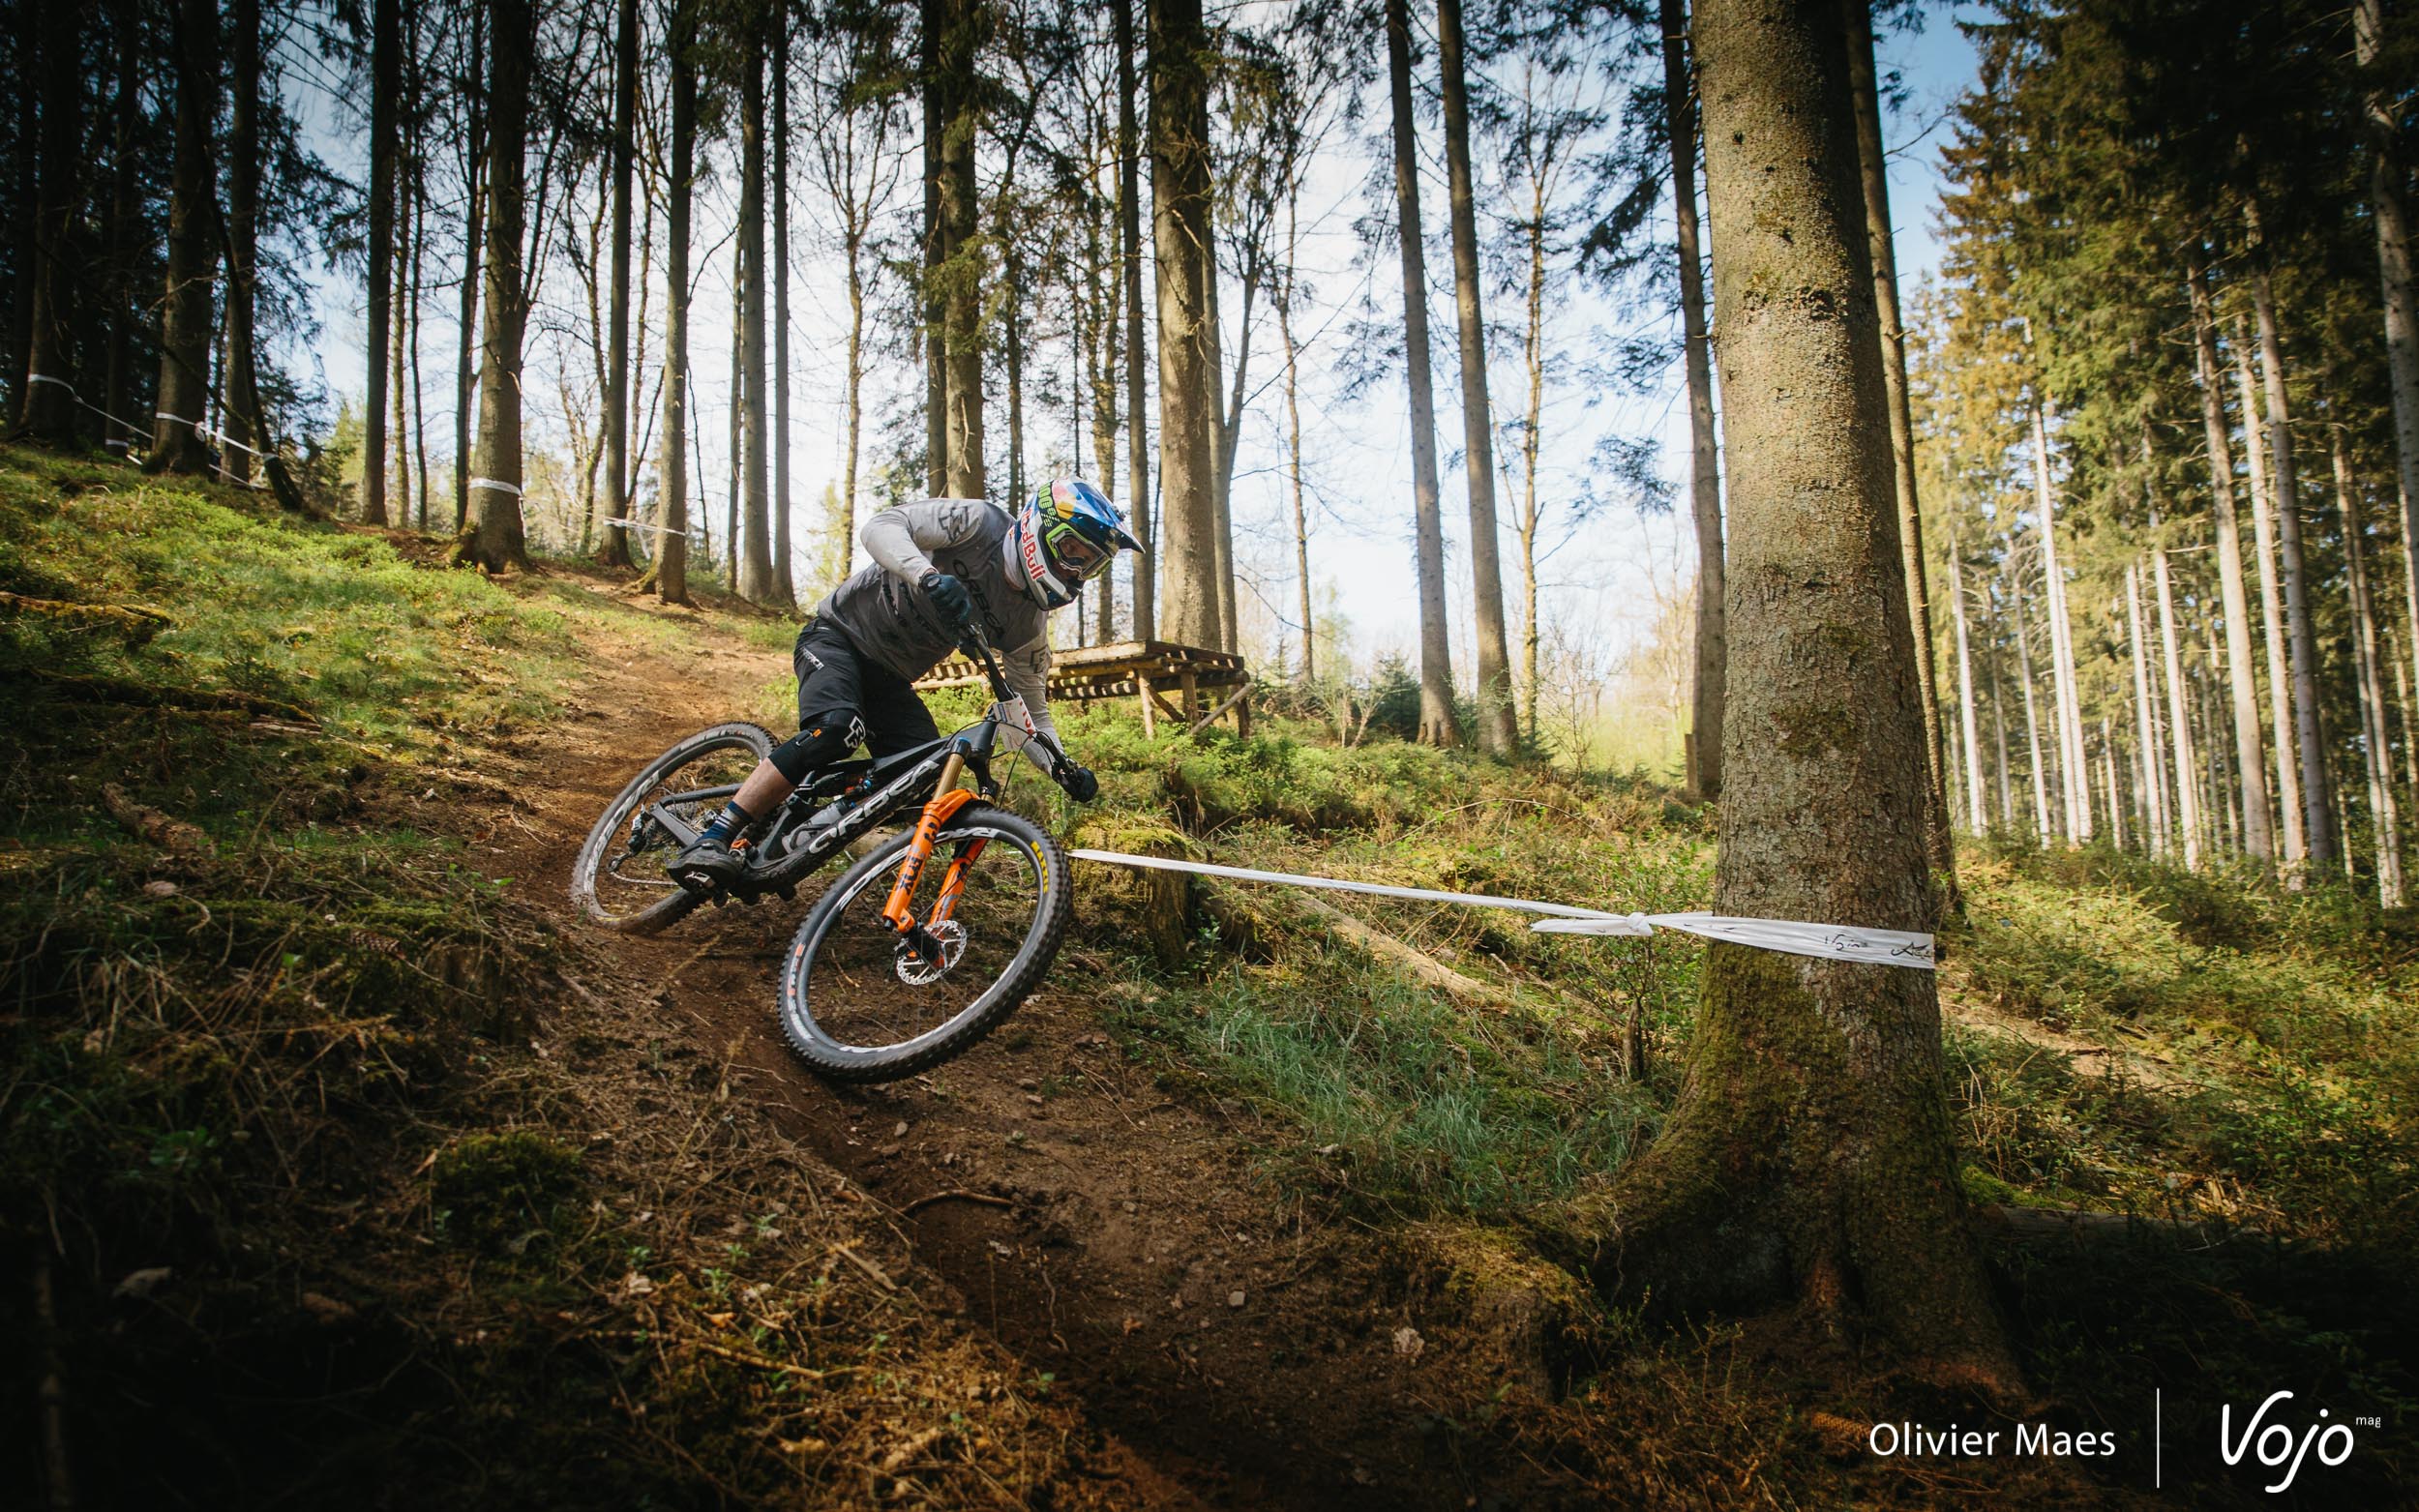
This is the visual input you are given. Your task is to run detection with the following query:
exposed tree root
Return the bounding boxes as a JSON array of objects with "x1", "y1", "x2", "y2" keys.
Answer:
[
  {"x1": 22, "y1": 667, "x2": 315, "y2": 724},
  {"x1": 0, "y1": 591, "x2": 172, "y2": 643},
  {"x1": 100, "y1": 783, "x2": 210, "y2": 853}
]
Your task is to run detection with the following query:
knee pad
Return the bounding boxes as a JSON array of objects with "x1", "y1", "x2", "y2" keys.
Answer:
[{"x1": 768, "y1": 710, "x2": 867, "y2": 782}]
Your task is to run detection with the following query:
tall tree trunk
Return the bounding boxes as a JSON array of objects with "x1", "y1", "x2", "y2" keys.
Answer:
[
  {"x1": 224, "y1": 0, "x2": 266, "y2": 484},
  {"x1": 2249, "y1": 259, "x2": 2335, "y2": 865},
  {"x1": 360, "y1": 0, "x2": 399, "y2": 519},
  {"x1": 1662, "y1": 0, "x2": 1725, "y2": 797},
  {"x1": 454, "y1": 0, "x2": 486, "y2": 529},
  {"x1": 1208, "y1": 254, "x2": 1242, "y2": 651},
  {"x1": 2028, "y1": 398, "x2": 2090, "y2": 844},
  {"x1": 1281, "y1": 228, "x2": 1312, "y2": 680},
  {"x1": 1385, "y1": 0, "x2": 1457, "y2": 744},
  {"x1": 1116, "y1": 0, "x2": 1153, "y2": 637},
  {"x1": 1987, "y1": 612, "x2": 2015, "y2": 828},
  {"x1": 937, "y1": 0, "x2": 985, "y2": 497},
  {"x1": 102, "y1": 2, "x2": 140, "y2": 455},
  {"x1": 656, "y1": 0, "x2": 693, "y2": 605},
  {"x1": 405, "y1": 25, "x2": 431, "y2": 530},
  {"x1": 2338, "y1": 428, "x2": 2405, "y2": 905},
  {"x1": 2127, "y1": 559, "x2": 2169, "y2": 858},
  {"x1": 599, "y1": 0, "x2": 638, "y2": 566},
  {"x1": 840, "y1": 207, "x2": 864, "y2": 589},
  {"x1": 1843, "y1": 0, "x2": 1952, "y2": 878},
  {"x1": 1439, "y1": 0, "x2": 1517, "y2": 756},
  {"x1": 2357, "y1": 0, "x2": 2419, "y2": 733},
  {"x1": 1090, "y1": 149, "x2": 1121, "y2": 641},
  {"x1": 1949, "y1": 521, "x2": 1986, "y2": 834},
  {"x1": 2231, "y1": 314, "x2": 2304, "y2": 863},
  {"x1": 1151, "y1": 0, "x2": 1219, "y2": 651},
  {"x1": 389, "y1": 163, "x2": 412, "y2": 506},
  {"x1": 6, "y1": 3, "x2": 32, "y2": 423},
  {"x1": 1554, "y1": 0, "x2": 2011, "y2": 1381},
  {"x1": 457, "y1": 0, "x2": 530, "y2": 572},
  {"x1": 11, "y1": 0, "x2": 78, "y2": 442},
  {"x1": 2010, "y1": 550, "x2": 2052, "y2": 843},
  {"x1": 770, "y1": 8, "x2": 793, "y2": 608},
  {"x1": 2185, "y1": 255, "x2": 2276, "y2": 864},
  {"x1": 728, "y1": 266, "x2": 741, "y2": 591},
  {"x1": 146, "y1": 0, "x2": 220, "y2": 476},
  {"x1": 737, "y1": 17, "x2": 774, "y2": 601},
  {"x1": 920, "y1": 0, "x2": 945, "y2": 495}
]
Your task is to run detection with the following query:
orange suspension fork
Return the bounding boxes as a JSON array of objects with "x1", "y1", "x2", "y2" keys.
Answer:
[{"x1": 881, "y1": 751, "x2": 978, "y2": 935}]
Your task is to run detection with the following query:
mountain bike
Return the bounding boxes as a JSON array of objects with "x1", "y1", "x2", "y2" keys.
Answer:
[{"x1": 570, "y1": 630, "x2": 1076, "y2": 1082}]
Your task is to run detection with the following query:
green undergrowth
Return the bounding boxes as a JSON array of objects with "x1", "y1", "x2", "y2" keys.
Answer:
[
  {"x1": 0, "y1": 451, "x2": 1133, "y2": 1508},
  {"x1": 1944, "y1": 842, "x2": 2419, "y2": 1251}
]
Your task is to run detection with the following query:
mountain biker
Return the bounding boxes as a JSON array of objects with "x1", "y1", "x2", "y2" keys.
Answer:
[{"x1": 670, "y1": 478, "x2": 1138, "y2": 893}]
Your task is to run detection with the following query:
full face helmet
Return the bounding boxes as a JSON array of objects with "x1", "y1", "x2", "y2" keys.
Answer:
[{"x1": 1012, "y1": 478, "x2": 1140, "y2": 609}]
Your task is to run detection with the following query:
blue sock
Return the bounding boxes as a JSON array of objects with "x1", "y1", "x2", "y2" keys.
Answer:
[{"x1": 699, "y1": 799, "x2": 752, "y2": 844}]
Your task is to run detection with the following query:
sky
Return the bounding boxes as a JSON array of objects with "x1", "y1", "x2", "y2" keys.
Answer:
[{"x1": 285, "y1": 4, "x2": 1985, "y2": 735}]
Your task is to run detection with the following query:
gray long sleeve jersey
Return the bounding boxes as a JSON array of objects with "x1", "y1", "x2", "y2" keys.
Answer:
[{"x1": 813, "y1": 497, "x2": 1064, "y2": 772}]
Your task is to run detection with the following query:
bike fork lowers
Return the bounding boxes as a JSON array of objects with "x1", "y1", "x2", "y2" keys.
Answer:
[{"x1": 882, "y1": 751, "x2": 983, "y2": 965}]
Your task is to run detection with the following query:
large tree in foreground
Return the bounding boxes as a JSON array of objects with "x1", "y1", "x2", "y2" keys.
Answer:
[
  {"x1": 457, "y1": 0, "x2": 532, "y2": 572},
  {"x1": 1553, "y1": 0, "x2": 2013, "y2": 1383}
]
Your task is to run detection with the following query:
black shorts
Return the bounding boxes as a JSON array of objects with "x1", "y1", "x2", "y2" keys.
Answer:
[{"x1": 792, "y1": 618, "x2": 940, "y2": 759}]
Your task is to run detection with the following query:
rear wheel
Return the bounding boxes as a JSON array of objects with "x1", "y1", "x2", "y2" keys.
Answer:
[
  {"x1": 776, "y1": 803, "x2": 1070, "y2": 1082},
  {"x1": 571, "y1": 722, "x2": 774, "y2": 934}
]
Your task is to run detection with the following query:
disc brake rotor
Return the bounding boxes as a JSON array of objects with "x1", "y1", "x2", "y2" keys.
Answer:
[{"x1": 895, "y1": 920, "x2": 968, "y2": 986}]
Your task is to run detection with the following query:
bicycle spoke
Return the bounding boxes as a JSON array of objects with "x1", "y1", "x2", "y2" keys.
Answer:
[{"x1": 792, "y1": 826, "x2": 1042, "y2": 1054}]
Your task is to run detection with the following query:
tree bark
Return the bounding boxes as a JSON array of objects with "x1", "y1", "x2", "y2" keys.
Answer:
[
  {"x1": 1843, "y1": 0, "x2": 1952, "y2": 878},
  {"x1": 737, "y1": 16, "x2": 775, "y2": 601},
  {"x1": 657, "y1": 0, "x2": 694, "y2": 605},
  {"x1": 1385, "y1": 0, "x2": 1457, "y2": 745},
  {"x1": 937, "y1": 0, "x2": 986, "y2": 498},
  {"x1": 224, "y1": 0, "x2": 269, "y2": 487},
  {"x1": 2185, "y1": 255, "x2": 2275, "y2": 865},
  {"x1": 770, "y1": 7, "x2": 793, "y2": 606},
  {"x1": 2337, "y1": 427, "x2": 2405, "y2": 905},
  {"x1": 97, "y1": 2, "x2": 140, "y2": 455},
  {"x1": 1151, "y1": 0, "x2": 1219, "y2": 650},
  {"x1": 2356, "y1": 0, "x2": 2419, "y2": 736},
  {"x1": 1551, "y1": 0, "x2": 2011, "y2": 1383},
  {"x1": 359, "y1": 0, "x2": 399, "y2": 519},
  {"x1": 1949, "y1": 520, "x2": 1986, "y2": 834},
  {"x1": 1208, "y1": 248, "x2": 1243, "y2": 652},
  {"x1": 1117, "y1": 0, "x2": 1153, "y2": 638},
  {"x1": 2230, "y1": 314, "x2": 2304, "y2": 864},
  {"x1": 454, "y1": 0, "x2": 486, "y2": 529},
  {"x1": 1439, "y1": 0, "x2": 1517, "y2": 756},
  {"x1": 457, "y1": 0, "x2": 530, "y2": 571},
  {"x1": 2249, "y1": 259, "x2": 2335, "y2": 866},
  {"x1": 2027, "y1": 399, "x2": 2089, "y2": 843},
  {"x1": 146, "y1": 0, "x2": 220, "y2": 476},
  {"x1": 2127, "y1": 560, "x2": 2169, "y2": 858},
  {"x1": 920, "y1": 0, "x2": 946, "y2": 495},
  {"x1": 11, "y1": 0, "x2": 78, "y2": 442},
  {"x1": 1661, "y1": 0, "x2": 1725, "y2": 798},
  {"x1": 598, "y1": 0, "x2": 638, "y2": 565},
  {"x1": 2010, "y1": 548, "x2": 2052, "y2": 842}
]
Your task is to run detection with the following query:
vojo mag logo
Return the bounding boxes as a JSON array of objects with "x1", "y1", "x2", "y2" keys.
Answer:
[{"x1": 2220, "y1": 1390, "x2": 2367, "y2": 1495}]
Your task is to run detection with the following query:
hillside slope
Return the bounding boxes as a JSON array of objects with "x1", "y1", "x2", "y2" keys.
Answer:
[{"x1": 4, "y1": 449, "x2": 2412, "y2": 1508}]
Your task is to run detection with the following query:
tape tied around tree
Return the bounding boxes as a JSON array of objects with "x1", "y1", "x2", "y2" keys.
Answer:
[
  {"x1": 467, "y1": 476, "x2": 523, "y2": 497},
  {"x1": 607, "y1": 517, "x2": 693, "y2": 537},
  {"x1": 1065, "y1": 849, "x2": 1935, "y2": 970}
]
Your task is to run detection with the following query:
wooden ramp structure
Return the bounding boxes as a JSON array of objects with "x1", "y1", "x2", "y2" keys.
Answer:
[{"x1": 916, "y1": 639, "x2": 1252, "y2": 738}]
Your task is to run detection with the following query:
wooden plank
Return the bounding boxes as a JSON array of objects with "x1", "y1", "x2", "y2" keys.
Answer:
[{"x1": 1137, "y1": 675, "x2": 1156, "y2": 738}]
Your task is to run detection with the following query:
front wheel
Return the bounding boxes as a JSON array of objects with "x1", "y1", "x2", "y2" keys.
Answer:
[{"x1": 776, "y1": 803, "x2": 1071, "y2": 1082}]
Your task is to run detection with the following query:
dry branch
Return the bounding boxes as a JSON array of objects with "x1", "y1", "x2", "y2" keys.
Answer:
[
  {"x1": 101, "y1": 784, "x2": 209, "y2": 853},
  {"x1": 0, "y1": 590, "x2": 173, "y2": 643}
]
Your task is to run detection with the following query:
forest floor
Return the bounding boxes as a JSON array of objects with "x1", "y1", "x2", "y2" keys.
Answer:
[{"x1": 6, "y1": 449, "x2": 2415, "y2": 1509}]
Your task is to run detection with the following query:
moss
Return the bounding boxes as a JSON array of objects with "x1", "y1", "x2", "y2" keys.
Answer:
[{"x1": 430, "y1": 1130, "x2": 585, "y2": 1255}]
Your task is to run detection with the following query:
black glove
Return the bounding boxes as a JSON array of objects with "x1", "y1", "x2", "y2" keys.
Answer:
[
  {"x1": 1056, "y1": 761, "x2": 1099, "y2": 804},
  {"x1": 919, "y1": 570, "x2": 973, "y2": 632}
]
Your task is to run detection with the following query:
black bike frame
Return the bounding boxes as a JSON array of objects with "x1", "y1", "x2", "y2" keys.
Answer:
[{"x1": 638, "y1": 632, "x2": 1049, "y2": 901}]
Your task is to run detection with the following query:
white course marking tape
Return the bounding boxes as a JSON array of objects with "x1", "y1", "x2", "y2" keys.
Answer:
[
  {"x1": 1067, "y1": 848, "x2": 1934, "y2": 970},
  {"x1": 468, "y1": 475, "x2": 523, "y2": 496}
]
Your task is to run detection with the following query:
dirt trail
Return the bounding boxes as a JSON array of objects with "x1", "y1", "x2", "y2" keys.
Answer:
[{"x1": 483, "y1": 593, "x2": 1530, "y2": 1510}]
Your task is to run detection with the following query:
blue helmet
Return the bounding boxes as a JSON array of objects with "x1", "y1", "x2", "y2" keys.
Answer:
[{"x1": 1013, "y1": 478, "x2": 1140, "y2": 609}]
